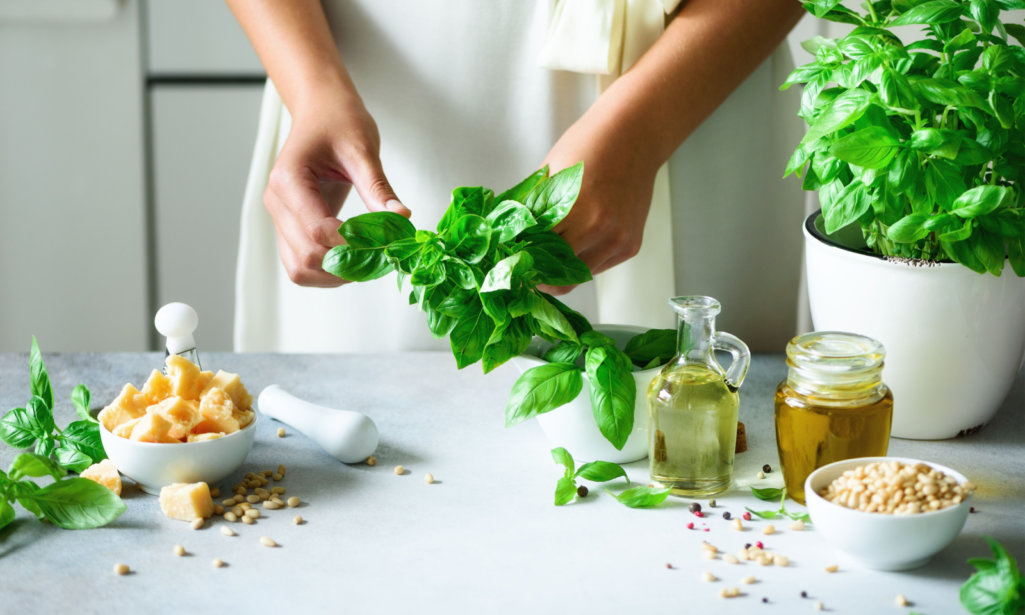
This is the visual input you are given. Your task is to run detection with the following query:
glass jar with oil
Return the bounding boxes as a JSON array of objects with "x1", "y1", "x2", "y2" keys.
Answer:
[
  {"x1": 774, "y1": 331, "x2": 893, "y2": 504},
  {"x1": 648, "y1": 296, "x2": 750, "y2": 496}
]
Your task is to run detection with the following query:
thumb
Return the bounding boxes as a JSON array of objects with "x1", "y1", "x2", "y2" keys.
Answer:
[{"x1": 351, "y1": 158, "x2": 410, "y2": 217}]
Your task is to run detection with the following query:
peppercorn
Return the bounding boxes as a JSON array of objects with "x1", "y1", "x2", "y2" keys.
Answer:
[
  {"x1": 708, "y1": 499, "x2": 716, "y2": 507},
  {"x1": 762, "y1": 598, "x2": 769, "y2": 603},
  {"x1": 744, "y1": 543, "x2": 752, "y2": 550},
  {"x1": 762, "y1": 464, "x2": 772, "y2": 473},
  {"x1": 665, "y1": 563, "x2": 673, "y2": 569},
  {"x1": 689, "y1": 502, "x2": 702, "y2": 513},
  {"x1": 723, "y1": 511, "x2": 732, "y2": 520},
  {"x1": 577, "y1": 485, "x2": 589, "y2": 498},
  {"x1": 694, "y1": 511, "x2": 704, "y2": 518},
  {"x1": 801, "y1": 591, "x2": 808, "y2": 598},
  {"x1": 743, "y1": 511, "x2": 752, "y2": 521}
]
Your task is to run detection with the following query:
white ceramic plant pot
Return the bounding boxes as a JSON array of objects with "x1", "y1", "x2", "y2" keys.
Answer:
[
  {"x1": 510, "y1": 324, "x2": 660, "y2": 463},
  {"x1": 804, "y1": 212, "x2": 1025, "y2": 439}
]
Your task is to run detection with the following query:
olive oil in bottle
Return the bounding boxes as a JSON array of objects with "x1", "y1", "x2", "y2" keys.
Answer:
[{"x1": 647, "y1": 296, "x2": 750, "y2": 497}]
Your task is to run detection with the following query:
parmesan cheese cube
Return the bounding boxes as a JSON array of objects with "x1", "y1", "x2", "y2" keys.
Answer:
[
  {"x1": 79, "y1": 459, "x2": 123, "y2": 496},
  {"x1": 195, "y1": 388, "x2": 240, "y2": 435},
  {"x1": 112, "y1": 416, "x2": 141, "y2": 439},
  {"x1": 159, "y1": 482, "x2": 214, "y2": 521},
  {"x1": 98, "y1": 384, "x2": 147, "y2": 432},
  {"x1": 187, "y1": 432, "x2": 224, "y2": 442},
  {"x1": 140, "y1": 369, "x2": 172, "y2": 406},
  {"x1": 165, "y1": 354, "x2": 205, "y2": 400},
  {"x1": 147, "y1": 396, "x2": 200, "y2": 440},
  {"x1": 202, "y1": 370, "x2": 253, "y2": 411},
  {"x1": 129, "y1": 412, "x2": 179, "y2": 443}
]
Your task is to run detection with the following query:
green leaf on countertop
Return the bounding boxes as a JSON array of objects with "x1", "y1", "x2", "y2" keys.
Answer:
[
  {"x1": 551, "y1": 447, "x2": 575, "y2": 479},
  {"x1": 607, "y1": 486, "x2": 672, "y2": 509},
  {"x1": 554, "y1": 476, "x2": 577, "y2": 506},
  {"x1": 960, "y1": 536, "x2": 1025, "y2": 615},
  {"x1": 575, "y1": 461, "x2": 629, "y2": 484},
  {"x1": 20, "y1": 477, "x2": 125, "y2": 530}
]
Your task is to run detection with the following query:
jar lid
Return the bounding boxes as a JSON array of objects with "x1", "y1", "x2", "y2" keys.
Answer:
[{"x1": 786, "y1": 331, "x2": 886, "y2": 399}]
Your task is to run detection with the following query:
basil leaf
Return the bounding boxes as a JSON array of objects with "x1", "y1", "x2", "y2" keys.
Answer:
[
  {"x1": 481, "y1": 252, "x2": 534, "y2": 293},
  {"x1": 0, "y1": 500, "x2": 14, "y2": 531},
  {"x1": 521, "y1": 233, "x2": 592, "y2": 286},
  {"x1": 911, "y1": 76, "x2": 987, "y2": 109},
  {"x1": 504, "y1": 363, "x2": 583, "y2": 427},
  {"x1": 448, "y1": 301, "x2": 495, "y2": 369},
  {"x1": 745, "y1": 508, "x2": 782, "y2": 520},
  {"x1": 55, "y1": 447, "x2": 93, "y2": 473},
  {"x1": 323, "y1": 211, "x2": 416, "y2": 281},
  {"x1": 14, "y1": 480, "x2": 44, "y2": 519},
  {"x1": 21, "y1": 477, "x2": 125, "y2": 530},
  {"x1": 34, "y1": 437, "x2": 56, "y2": 458},
  {"x1": 444, "y1": 214, "x2": 493, "y2": 264},
  {"x1": 575, "y1": 461, "x2": 629, "y2": 484},
  {"x1": 524, "y1": 162, "x2": 584, "y2": 231},
  {"x1": 624, "y1": 329, "x2": 675, "y2": 368},
  {"x1": 951, "y1": 186, "x2": 1013, "y2": 219},
  {"x1": 410, "y1": 262, "x2": 446, "y2": 288},
  {"x1": 29, "y1": 337, "x2": 53, "y2": 410},
  {"x1": 828, "y1": 125, "x2": 901, "y2": 169},
  {"x1": 486, "y1": 200, "x2": 537, "y2": 244},
  {"x1": 529, "y1": 293, "x2": 578, "y2": 343},
  {"x1": 9, "y1": 452, "x2": 65, "y2": 481},
  {"x1": 542, "y1": 342, "x2": 584, "y2": 365},
  {"x1": 959, "y1": 536, "x2": 1025, "y2": 615},
  {"x1": 71, "y1": 384, "x2": 94, "y2": 423},
  {"x1": 751, "y1": 486, "x2": 785, "y2": 501},
  {"x1": 887, "y1": 213, "x2": 932, "y2": 243},
  {"x1": 323, "y1": 242, "x2": 392, "y2": 282},
  {"x1": 890, "y1": 0, "x2": 963, "y2": 26},
  {"x1": 585, "y1": 345, "x2": 636, "y2": 451},
  {"x1": 496, "y1": 166, "x2": 548, "y2": 204},
  {"x1": 925, "y1": 159, "x2": 969, "y2": 211},
  {"x1": 482, "y1": 317, "x2": 531, "y2": 374},
  {"x1": 551, "y1": 447, "x2": 575, "y2": 479},
  {"x1": 445, "y1": 259, "x2": 479, "y2": 290},
  {"x1": 539, "y1": 292, "x2": 592, "y2": 336},
  {"x1": 580, "y1": 330, "x2": 615, "y2": 348},
  {"x1": 607, "y1": 486, "x2": 671, "y2": 508},
  {"x1": 60, "y1": 420, "x2": 106, "y2": 466},
  {"x1": 554, "y1": 476, "x2": 577, "y2": 506},
  {"x1": 0, "y1": 407, "x2": 41, "y2": 449},
  {"x1": 426, "y1": 308, "x2": 456, "y2": 339},
  {"x1": 437, "y1": 186, "x2": 494, "y2": 234},
  {"x1": 801, "y1": 89, "x2": 871, "y2": 144},
  {"x1": 821, "y1": 180, "x2": 871, "y2": 234}
]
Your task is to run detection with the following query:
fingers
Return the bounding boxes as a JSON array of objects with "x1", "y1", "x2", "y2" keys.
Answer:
[{"x1": 347, "y1": 153, "x2": 410, "y2": 217}]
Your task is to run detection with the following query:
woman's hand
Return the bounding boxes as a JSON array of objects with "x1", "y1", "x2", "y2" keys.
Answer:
[{"x1": 264, "y1": 90, "x2": 410, "y2": 287}]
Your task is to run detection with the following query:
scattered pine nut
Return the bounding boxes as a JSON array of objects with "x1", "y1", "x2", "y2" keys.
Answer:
[
  {"x1": 271, "y1": 486, "x2": 286, "y2": 495},
  {"x1": 245, "y1": 508, "x2": 260, "y2": 519},
  {"x1": 113, "y1": 563, "x2": 130, "y2": 575},
  {"x1": 757, "y1": 471, "x2": 765, "y2": 479},
  {"x1": 394, "y1": 465, "x2": 405, "y2": 475},
  {"x1": 732, "y1": 518, "x2": 744, "y2": 531},
  {"x1": 720, "y1": 587, "x2": 740, "y2": 598},
  {"x1": 210, "y1": 487, "x2": 220, "y2": 498},
  {"x1": 259, "y1": 536, "x2": 277, "y2": 548},
  {"x1": 895, "y1": 594, "x2": 909, "y2": 607},
  {"x1": 220, "y1": 526, "x2": 236, "y2": 537},
  {"x1": 262, "y1": 500, "x2": 283, "y2": 510},
  {"x1": 293, "y1": 515, "x2": 304, "y2": 525},
  {"x1": 190, "y1": 518, "x2": 204, "y2": 530},
  {"x1": 246, "y1": 495, "x2": 260, "y2": 503},
  {"x1": 277, "y1": 465, "x2": 286, "y2": 475},
  {"x1": 701, "y1": 572, "x2": 717, "y2": 582},
  {"x1": 774, "y1": 555, "x2": 790, "y2": 567},
  {"x1": 814, "y1": 601, "x2": 824, "y2": 611},
  {"x1": 212, "y1": 558, "x2": 225, "y2": 568},
  {"x1": 173, "y1": 544, "x2": 185, "y2": 557},
  {"x1": 758, "y1": 555, "x2": 774, "y2": 566},
  {"x1": 272, "y1": 473, "x2": 283, "y2": 481},
  {"x1": 241, "y1": 515, "x2": 255, "y2": 525},
  {"x1": 424, "y1": 473, "x2": 435, "y2": 484},
  {"x1": 763, "y1": 524, "x2": 776, "y2": 535},
  {"x1": 742, "y1": 576, "x2": 756, "y2": 585},
  {"x1": 825, "y1": 564, "x2": 839, "y2": 573},
  {"x1": 366, "y1": 456, "x2": 377, "y2": 466},
  {"x1": 276, "y1": 427, "x2": 285, "y2": 438},
  {"x1": 790, "y1": 519, "x2": 806, "y2": 531},
  {"x1": 703, "y1": 549, "x2": 718, "y2": 560},
  {"x1": 220, "y1": 498, "x2": 235, "y2": 507},
  {"x1": 724, "y1": 554, "x2": 740, "y2": 565},
  {"x1": 223, "y1": 511, "x2": 238, "y2": 523},
  {"x1": 287, "y1": 496, "x2": 300, "y2": 507},
  {"x1": 239, "y1": 502, "x2": 251, "y2": 511}
]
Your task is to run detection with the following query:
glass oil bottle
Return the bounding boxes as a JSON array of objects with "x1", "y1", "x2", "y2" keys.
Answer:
[
  {"x1": 774, "y1": 331, "x2": 893, "y2": 504},
  {"x1": 647, "y1": 296, "x2": 750, "y2": 496}
]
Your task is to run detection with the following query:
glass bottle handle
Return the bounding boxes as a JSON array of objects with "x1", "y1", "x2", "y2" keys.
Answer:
[{"x1": 713, "y1": 332, "x2": 751, "y2": 392}]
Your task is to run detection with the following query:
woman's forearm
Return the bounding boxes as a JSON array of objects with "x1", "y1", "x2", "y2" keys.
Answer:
[
  {"x1": 598, "y1": 0, "x2": 806, "y2": 167},
  {"x1": 225, "y1": 0, "x2": 357, "y2": 116}
]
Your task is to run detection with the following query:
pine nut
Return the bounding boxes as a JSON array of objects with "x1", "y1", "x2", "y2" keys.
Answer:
[
  {"x1": 394, "y1": 465, "x2": 405, "y2": 475},
  {"x1": 220, "y1": 526, "x2": 235, "y2": 537},
  {"x1": 113, "y1": 563, "x2": 130, "y2": 575},
  {"x1": 366, "y1": 456, "x2": 377, "y2": 466},
  {"x1": 287, "y1": 496, "x2": 300, "y2": 507},
  {"x1": 241, "y1": 515, "x2": 254, "y2": 525},
  {"x1": 213, "y1": 505, "x2": 224, "y2": 515},
  {"x1": 272, "y1": 473, "x2": 283, "y2": 481},
  {"x1": 424, "y1": 473, "x2": 435, "y2": 484},
  {"x1": 173, "y1": 544, "x2": 185, "y2": 556},
  {"x1": 259, "y1": 536, "x2": 277, "y2": 547},
  {"x1": 756, "y1": 471, "x2": 765, "y2": 479},
  {"x1": 293, "y1": 515, "x2": 304, "y2": 525},
  {"x1": 276, "y1": 427, "x2": 285, "y2": 438},
  {"x1": 271, "y1": 486, "x2": 286, "y2": 495},
  {"x1": 742, "y1": 576, "x2": 756, "y2": 584},
  {"x1": 210, "y1": 487, "x2": 220, "y2": 498},
  {"x1": 724, "y1": 554, "x2": 739, "y2": 565},
  {"x1": 190, "y1": 518, "x2": 204, "y2": 530},
  {"x1": 246, "y1": 495, "x2": 260, "y2": 503},
  {"x1": 789, "y1": 520, "x2": 805, "y2": 531},
  {"x1": 262, "y1": 500, "x2": 283, "y2": 510},
  {"x1": 825, "y1": 564, "x2": 839, "y2": 573},
  {"x1": 731, "y1": 518, "x2": 744, "y2": 531},
  {"x1": 701, "y1": 572, "x2": 716, "y2": 582},
  {"x1": 762, "y1": 524, "x2": 776, "y2": 535},
  {"x1": 774, "y1": 555, "x2": 789, "y2": 567},
  {"x1": 895, "y1": 594, "x2": 909, "y2": 607},
  {"x1": 244, "y1": 508, "x2": 260, "y2": 519},
  {"x1": 212, "y1": 558, "x2": 225, "y2": 568},
  {"x1": 814, "y1": 601, "x2": 824, "y2": 611},
  {"x1": 224, "y1": 512, "x2": 238, "y2": 522}
]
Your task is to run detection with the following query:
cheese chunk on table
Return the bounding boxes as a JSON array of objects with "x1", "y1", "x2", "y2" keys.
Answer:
[
  {"x1": 80, "y1": 459, "x2": 122, "y2": 496},
  {"x1": 159, "y1": 482, "x2": 214, "y2": 521}
]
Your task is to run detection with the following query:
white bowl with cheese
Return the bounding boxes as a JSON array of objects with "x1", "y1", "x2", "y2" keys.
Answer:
[{"x1": 100, "y1": 418, "x2": 257, "y2": 494}]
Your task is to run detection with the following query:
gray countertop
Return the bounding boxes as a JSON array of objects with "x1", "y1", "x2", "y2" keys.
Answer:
[{"x1": 0, "y1": 352, "x2": 1022, "y2": 615}]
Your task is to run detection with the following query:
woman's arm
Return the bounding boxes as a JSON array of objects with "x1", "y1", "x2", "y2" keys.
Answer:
[
  {"x1": 546, "y1": 0, "x2": 805, "y2": 281},
  {"x1": 225, "y1": 0, "x2": 408, "y2": 287}
]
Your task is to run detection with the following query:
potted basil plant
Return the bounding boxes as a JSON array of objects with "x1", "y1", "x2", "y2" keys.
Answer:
[
  {"x1": 782, "y1": 0, "x2": 1025, "y2": 438},
  {"x1": 322, "y1": 164, "x2": 671, "y2": 461}
]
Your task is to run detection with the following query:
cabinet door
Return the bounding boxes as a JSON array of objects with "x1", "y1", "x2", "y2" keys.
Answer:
[{"x1": 150, "y1": 86, "x2": 264, "y2": 351}]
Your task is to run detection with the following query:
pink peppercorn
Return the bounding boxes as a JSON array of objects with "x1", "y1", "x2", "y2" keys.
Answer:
[
  {"x1": 687, "y1": 522, "x2": 695, "y2": 530},
  {"x1": 756, "y1": 541, "x2": 764, "y2": 549},
  {"x1": 694, "y1": 511, "x2": 704, "y2": 518},
  {"x1": 743, "y1": 512, "x2": 752, "y2": 521}
]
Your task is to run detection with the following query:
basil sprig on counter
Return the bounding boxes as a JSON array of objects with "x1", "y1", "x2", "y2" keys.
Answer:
[
  {"x1": 323, "y1": 164, "x2": 676, "y2": 451},
  {"x1": 960, "y1": 536, "x2": 1024, "y2": 615},
  {"x1": 0, "y1": 338, "x2": 124, "y2": 531},
  {"x1": 1, "y1": 338, "x2": 106, "y2": 472},
  {"x1": 747, "y1": 486, "x2": 811, "y2": 522},
  {"x1": 551, "y1": 446, "x2": 629, "y2": 506}
]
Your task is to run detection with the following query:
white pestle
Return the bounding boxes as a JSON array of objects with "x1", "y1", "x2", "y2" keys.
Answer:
[
  {"x1": 154, "y1": 302, "x2": 201, "y2": 369},
  {"x1": 257, "y1": 385, "x2": 379, "y2": 464}
]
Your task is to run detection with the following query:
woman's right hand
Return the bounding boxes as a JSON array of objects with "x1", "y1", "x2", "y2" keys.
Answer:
[{"x1": 264, "y1": 89, "x2": 410, "y2": 287}]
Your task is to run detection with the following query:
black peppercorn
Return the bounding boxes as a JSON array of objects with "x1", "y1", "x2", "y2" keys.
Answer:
[
  {"x1": 723, "y1": 511, "x2": 732, "y2": 520},
  {"x1": 577, "y1": 485, "x2": 588, "y2": 498},
  {"x1": 744, "y1": 543, "x2": 752, "y2": 550},
  {"x1": 688, "y1": 502, "x2": 702, "y2": 513},
  {"x1": 762, "y1": 598, "x2": 769, "y2": 604},
  {"x1": 801, "y1": 591, "x2": 808, "y2": 598},
  {"x1": 762, "y1": 464, "x2": 772, "y2": 473}
]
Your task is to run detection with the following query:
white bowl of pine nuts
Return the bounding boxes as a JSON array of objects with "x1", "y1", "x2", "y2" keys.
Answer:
[{"x1": 805, "y1": 456, "x2": 974, "y2": 571}]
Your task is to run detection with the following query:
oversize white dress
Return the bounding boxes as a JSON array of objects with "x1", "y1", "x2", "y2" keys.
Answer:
[{"x1": 234, "y1": 0, "x2": 805, "y2": 354}]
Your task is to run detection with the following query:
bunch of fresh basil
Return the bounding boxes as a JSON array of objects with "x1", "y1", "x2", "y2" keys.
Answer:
[
  {"x1": 0, "y1": 338, "x2": 125, "y2": 531},
  {"x1": 782, "y1": 0, "x2": 1025, "y2": 276},
  {"x1": 323, "y1": 164, "x2": 676, "y2": 450}
]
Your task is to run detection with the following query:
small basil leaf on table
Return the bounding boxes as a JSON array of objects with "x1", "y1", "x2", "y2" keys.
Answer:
[
  {"x1": 575, "y1": 461, "x2": 629, "y2": 484},
  {"x1": 551, "y1": 447, "x2": 575, "y2": 478},
  {"x1": 607, "y1": 486, "x2": 672, "y2": 508},
  {"x1": 554, "y1": 476, "x2": 577, "y2": 506},
  {"x1": 751, "y1": 486, "x2": 786, "y2": 501},
  {"x1": 21, "y1": 477, "x2": 126, "y2": 530}
]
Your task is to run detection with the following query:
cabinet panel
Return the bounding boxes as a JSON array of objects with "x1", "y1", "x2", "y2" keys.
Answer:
[
  {"x1": 150, "y1": 86, "x2": 263, "y2": 351},
  {"x1": 145, "y1": 0, "x2": 263, "y2": 75}
]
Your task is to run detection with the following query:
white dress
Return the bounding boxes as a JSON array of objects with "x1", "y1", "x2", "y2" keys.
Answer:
[{"x1": 234, "y1": 0, "x2": 805, "y2": 354}]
